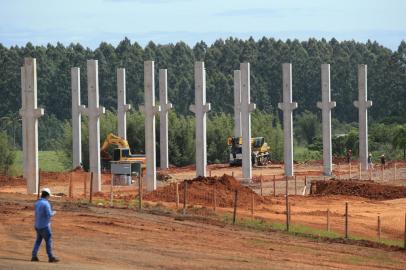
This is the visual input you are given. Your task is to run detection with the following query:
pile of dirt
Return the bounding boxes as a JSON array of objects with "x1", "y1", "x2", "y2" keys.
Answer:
[
  {"x1": 144, "y1": 174, "x2": 268, "y2": 208},
  {"x1": 0, "y1": 175, "x2": 25, "y2": 187},
  {"x1": 310, "y1": 179, "x2": 406, "y2": 200}
]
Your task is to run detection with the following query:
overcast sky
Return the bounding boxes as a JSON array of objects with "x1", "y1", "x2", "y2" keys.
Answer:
[{"x1": 0, "y1": 0, "x2": 405, "y2": 50}]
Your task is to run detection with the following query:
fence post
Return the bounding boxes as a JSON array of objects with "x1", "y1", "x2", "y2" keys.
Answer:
[
  {"x1": 327, "y1": 208, "x2": 330, "y2": 232},
  {"x1": 345, "y1": 202, "x2": 349, "y2": 239},
  {"x1": 69, "y1": 172, "x2": 73, "y2": 198},
  {"x1": 273, "y1": 175, "x2": 276, "y2": 197},
  {"x1": 403, "y1": 212, "x2": 406, "y2": 249},
  {"x1": 381, "y1": 166, "x2": 384, "y2": 181},
  {"x1": 285, "y1": 176, "x2": 289, "y2": 231},
  {"x1": 37, "y1": 169, "x2": 41, "y2": 199},
  {"x1": 288, "y1": 202, "x2": 291, "y2": 225},
  {"x1": 175, "y1": 182, "x2": 179, "y2": 209},
  {"x1": 84, "y1": 174, "x2": 87, "y2": 199},
  {"x1": 138, "y1": 174, "x2": 142, "y2": 210},
  {"x1": 233, "y1": 190, "x2": 238, "y2": 225},
  {"x1": 251, "y1": 193, "x2": 254, "y2": 219},
  {"x1": 377, "y1": 215, "x2": 381, "y2": 241},
  {"x1": 294, "y1": 175, "x2": 297, "y2": 195},
  {"x1": 110, "y1": 174, "x2": 114, "y2": 207},
  {"x1": 183, "y1": 181, "x2": 188, "y2": 215},
  {"x1": 213, "y1": 185, "x2": 216, "y2": 212},
  {"x1": 89, "y1": 172, "x2": 93, "y2": 203},
  {"x1": 232, "y1": 171, "x2": 234, "y2": 178},
  {"x1": 349, "y1": 163, "x2": 352, "y2": 179},
  {"x1": 394, "y1": 163, "x2": 397, "y2": 181},
  {"x1": 358, "y1": 163, "x2": 361, "y2": 180}
]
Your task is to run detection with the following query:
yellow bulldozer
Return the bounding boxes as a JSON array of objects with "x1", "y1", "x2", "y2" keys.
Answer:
[
  {"x1": 227, "y1": 136, "x2": 270, "y2": 166},
  {"x1": 100, "y1": 133, "x2": 146, "y2": 169}
]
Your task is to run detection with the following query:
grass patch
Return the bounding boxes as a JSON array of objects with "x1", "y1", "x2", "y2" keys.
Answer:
[
  {"x1": 294, "y1": 146, "x2": 321, "y2": 163},
  {"x1": 217, "y1": 212, "x2": 403, "y2": 250},
  {"x1": 11, "y1": 150, "x2": 70, "y2": 175}
]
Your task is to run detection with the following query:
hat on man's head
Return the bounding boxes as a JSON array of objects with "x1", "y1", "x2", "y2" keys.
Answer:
[{"x1": 41, "y1": 187, "x2": 52, "y2": 196}]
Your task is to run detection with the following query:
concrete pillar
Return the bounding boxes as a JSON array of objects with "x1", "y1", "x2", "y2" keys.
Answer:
[
  {"x1": 240, "y1": 63, "x2": 256, "y2": 182},
  {"x1": 354, "y1": 64, "x2": 372, "y2": 170},
  {"x1": 117, "y1": 68, "x2": 131, "y2": 140},
  {"x1": 81, "y1": 60, "x2": 105, "y2": 192},
  {"x1": 19, "y1": 58, "x2": 44, "y2": 194},
  {"x1": 71, "y1": 67, "x2": 84, "y2": 169},
  {"x1": 278, "y1": 63, "x2": 298, "y2": 177},
  {"x1": 139, "y1": 61, "x2": 160, "y2": 191},
  {"x1": 20, "y1": 66, "x2": 28, "y2": 187},
  {"x1": 159, "y1": 69, "x2": 172, "y2": 169},
  {"x1": 233, "y1": 70, "x2": 242, "y2": 138},
  {"x1": 317, "y1": 64, "x2": 336, "y2": 176},
  {"x1": 190, "y1": 62, "x2": 211, "y2": 177}
]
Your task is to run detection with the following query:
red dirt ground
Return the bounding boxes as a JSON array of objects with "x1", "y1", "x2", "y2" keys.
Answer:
[
  {"x1": 311, "y1": 179, "x2": 406, "y2": 200},
  {"x1": 144, "y1": 175, "x2": 271, "y2": 207},
  {"x1": 1, "y1": 193, "x2": 406, "y2": 270}
]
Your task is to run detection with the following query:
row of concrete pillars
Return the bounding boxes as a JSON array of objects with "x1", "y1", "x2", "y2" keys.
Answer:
[{"x1": 21, "y1": 58, "x2": 371, "y2": 194}]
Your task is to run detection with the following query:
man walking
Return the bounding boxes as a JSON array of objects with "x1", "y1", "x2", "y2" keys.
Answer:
[{"x1": 31, "y1": 188, "x2": 59, "y2": 263}]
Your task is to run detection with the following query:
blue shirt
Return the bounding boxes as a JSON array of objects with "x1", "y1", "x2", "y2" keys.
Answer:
[{"x1": 34, "y1": 198, "x2": 54, "y2": 229}]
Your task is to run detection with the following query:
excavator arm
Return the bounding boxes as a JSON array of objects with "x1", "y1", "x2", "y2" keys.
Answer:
[{"x1": 101, "y1": 133, "x2": 131, "y2": 159}]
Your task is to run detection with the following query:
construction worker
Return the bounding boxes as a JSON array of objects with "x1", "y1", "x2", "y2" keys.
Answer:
[
  {"x1": 346, "y1": 149, "x2": 352, "y2": 164},
  {"x1": 368, "y1": 153, "x2": 374, "y2": 169},
  {"x1": 380, "y1": 154, "x2": 386, "y2": 169},
  {"x1": 31, "y1": 188, "x2": 59, "y2": 263}
]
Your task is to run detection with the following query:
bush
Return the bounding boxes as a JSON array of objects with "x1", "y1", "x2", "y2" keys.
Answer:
[{"x1": 0, "y1": 131, "x2": 16, "y2": 175}]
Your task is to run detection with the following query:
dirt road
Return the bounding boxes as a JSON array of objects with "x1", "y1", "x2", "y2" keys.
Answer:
[{"x1": 1, "y1": 193, "x2": 405, "y2": 270}]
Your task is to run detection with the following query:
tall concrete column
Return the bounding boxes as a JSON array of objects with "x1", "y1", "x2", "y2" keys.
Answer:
[
  {"x1": 19, "y1": 58, "x2": 44, "y2": 194},
  {"x1": 190, "y1": 62, "x2": 211, "y2": 177},
  {"x1": 233, "y1": 70, "x2": 242, "y2": 138},
  {"x1": 20, "y1": 66, "x2": 28, "y2": 186},
  {"x1": 317, "y1": 64, "x2": 336, "y2": 176},
  {"x1": 159, "y1": 69, "x2": 172, "y2": 169},
  {"x1": 240, "y1": 63, "x2": 256, "y2": 182},
  {"x1": 117, "y1": 68, "x2": 131, "y2": 140},
  {"x1": 354, "y1": 64, "x2": 372, "y2": 170},
  {"x1": 139, "y1": 61, "x2": 161, "y2": 191},
  {"x1": 71, "y1": 67, "x2": 84, "y2": 169},
  {"x1": 278, "y1": 63, "x2": 298, "y2": 177},
  {"x1": 81, "y1": 60, "x2": 105, "y2": 192}
]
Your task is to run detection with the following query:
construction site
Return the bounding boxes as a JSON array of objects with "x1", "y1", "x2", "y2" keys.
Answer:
[
  {"x1": 2, "y1": 161, "x2": 406, "y2": 269},
  {"x1": 1, "y1": 10, "x2": 406, "y2": 267}
]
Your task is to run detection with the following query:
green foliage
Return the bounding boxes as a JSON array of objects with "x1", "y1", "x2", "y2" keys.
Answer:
[
  {"x1": 3, "y1": 38, "x2": 405, "y2": 167},
  {"x1": 1, "y1": 38, "x2": 406, "y2": 128},
  {"x1": 392, "y1": 125, "x2": 406, "y2": 159},
  {"x1": 295, "y1": 110, "x2": 321, "y2": 145},
  {"x1": 0, "y1": 131, "x2": 16, "y2": 175},
  {"x1": 294, "y1": 146, "x2": 322, "y2": 162},
  {"x1": 60, "y1": 110, "x2": 284, "y2": 168},
  {"x1": 207, "y1": 113, "x2": 233, "y2": 163},
  {"x1": 332, "y1": 129, "x2": 358, "y2": 157},
  {"x1": 252, "y1": 112, "x2": 283, "y2": 161}
]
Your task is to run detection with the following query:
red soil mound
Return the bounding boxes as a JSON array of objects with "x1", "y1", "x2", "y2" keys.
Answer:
[
  {"x1": 144, "y1": 174, "x2": 268, "y2": 208},
  {"x1": 310, "y1": 179, "x2": 406, "y2": 200}
]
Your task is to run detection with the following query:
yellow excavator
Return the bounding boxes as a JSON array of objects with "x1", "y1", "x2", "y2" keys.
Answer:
[
  {"x1": 100, "y1": 133, "x2": 146, "y2": 169},
  {"x1": 227, "y1": 136, "x2": 270, "y2": 166}
]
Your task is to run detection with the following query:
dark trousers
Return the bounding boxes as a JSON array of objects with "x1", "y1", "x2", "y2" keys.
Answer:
[{"x1": 32, "y1": 226, "x2": 53, "y2": 259}]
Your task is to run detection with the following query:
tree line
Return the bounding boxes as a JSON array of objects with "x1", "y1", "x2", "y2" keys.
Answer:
[
  {"x1": 1, "y1": 37, "x2": 406, "y2": 123},
  {"x1": 0, "y1": 37, "x2": 406, "y2": 172}
]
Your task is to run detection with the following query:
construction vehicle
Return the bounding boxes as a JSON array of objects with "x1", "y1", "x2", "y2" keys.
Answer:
[
  {"x1": 100, "y1": 133, "x2": 146, "y2": 170},
  {"x1": 227, "y1": 136, "x2": 270, "y2": 166}
]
